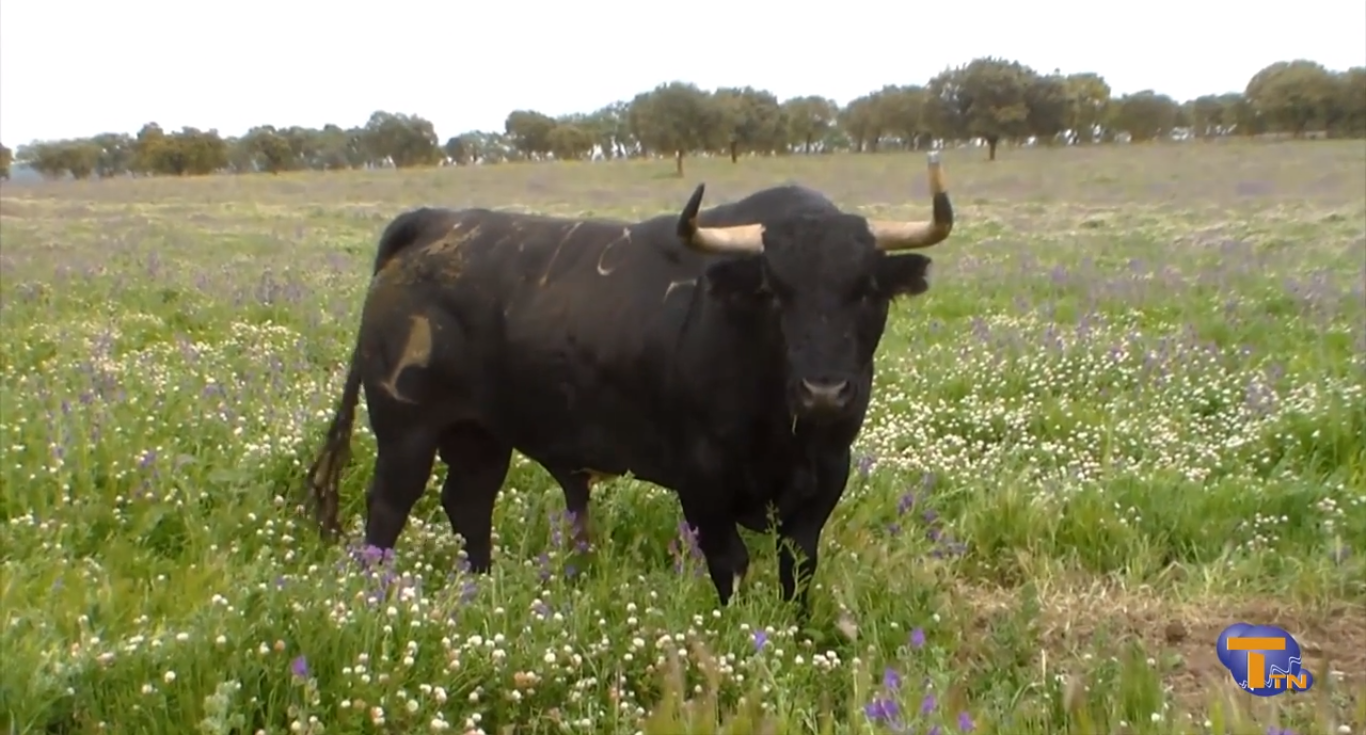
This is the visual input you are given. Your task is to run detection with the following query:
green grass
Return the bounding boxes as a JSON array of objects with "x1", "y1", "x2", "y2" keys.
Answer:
[{"x1": 1, "y1": 140, "x2": 1364, "y2": 735}]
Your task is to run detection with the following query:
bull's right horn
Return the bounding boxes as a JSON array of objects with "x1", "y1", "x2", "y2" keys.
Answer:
[
  {"x1": 676, "y1": 183, "x2": 766, "y2": 255},
  {"x1": 866, "y1": 151, "x2": 954, "y2": 251}
]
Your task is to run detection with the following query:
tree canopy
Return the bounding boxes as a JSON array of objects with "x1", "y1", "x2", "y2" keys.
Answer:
[{"x1": 5, "y1": 57, "x2": 1362, "y2": 181}]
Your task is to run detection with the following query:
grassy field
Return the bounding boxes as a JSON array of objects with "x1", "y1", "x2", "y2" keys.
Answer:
[{"x1": 1, "y1": 140, "x2": 1364, "y2": 735}]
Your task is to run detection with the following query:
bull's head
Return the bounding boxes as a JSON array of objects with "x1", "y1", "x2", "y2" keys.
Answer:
[{"x1": 676, "y1": 152, "x2": 954, "y2": 424}]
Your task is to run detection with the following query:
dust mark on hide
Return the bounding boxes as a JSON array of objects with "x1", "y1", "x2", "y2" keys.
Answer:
[
  {"x1": 378, "y1": 314, "x2": 434, "y2": 403},
  {"x1": 364, "y1": 263, "x2": 409, "y2": 313},
  {"x1": 596, "y1": 228, "x2": 632, "y2": 276},
  {"x1": 418, "y1": 224, "x2": 480, "y2": 283},
  {"x1": 423, "y1": 223, "x2": 482, "y2": 257},
  {"x1": 539, "y1": 222, "x2": 583, "y2": 287},
  {"x1": 663, "y1": 278, "x2": 697, "y2": 302},
  {"x1": 375, "y1": 251, "x2": 404, "y2": 279}
]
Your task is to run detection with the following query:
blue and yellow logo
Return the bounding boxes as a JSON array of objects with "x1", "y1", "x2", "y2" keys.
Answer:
[{"x1": 1215, "y1": 623, "x2": 1315, "y2": 697}]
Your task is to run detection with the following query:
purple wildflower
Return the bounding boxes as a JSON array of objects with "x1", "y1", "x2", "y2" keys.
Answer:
[
  {"x1": 678, "y1": 521, "x2": 702, "y2": 555},
  {"x1": 957, "y1": 711, "x2": 975, "y2": 732},
  {"x1": 863, "y1": 697, "x2": 901, "y2": 726},
  {"x1": 920, "y1": 693, "x2": 937, "y2": 716},
  {"x1": 856, "y1": 454, "x2": 877, "y2": 478},
  {"x1": 752, "y1": 630, "x2": 767, "y2": 651},
  {"x1": 670, "y1": 521, "x2": 706, "y2": 577},
  {"x1": 910, "y1": 627, "x2": 925, "y2": 649},
  {"x1": 549, "y1": 511, "x2": 565, "y2": 548},
  {"x1": 460, "y1": 579, "x2": 478, "y2": 603},
  {"x1": 290, "y1": 655, "x2": 309, "y2": 679},
  {"x1": 882, "y1": 667, "x2": 901, "y2": 690}
]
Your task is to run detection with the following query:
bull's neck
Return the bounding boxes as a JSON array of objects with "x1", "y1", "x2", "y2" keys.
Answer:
[{"x1": 672, "y1": 293, "x2": 784, "y2": 401}]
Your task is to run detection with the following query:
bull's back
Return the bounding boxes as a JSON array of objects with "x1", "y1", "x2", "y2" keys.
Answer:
[{"x1": 380, "y1": 209, "x2": 703, "y2": 480}]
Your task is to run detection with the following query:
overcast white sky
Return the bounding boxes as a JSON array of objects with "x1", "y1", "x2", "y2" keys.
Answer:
[{"x1": 2, "y1": 0, "x2": 1363, "y2": 146}]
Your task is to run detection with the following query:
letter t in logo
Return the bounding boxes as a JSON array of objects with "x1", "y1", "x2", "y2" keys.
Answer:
[{"x1": 1226, "y1": 637, "x2": 1286, "y2": 689}]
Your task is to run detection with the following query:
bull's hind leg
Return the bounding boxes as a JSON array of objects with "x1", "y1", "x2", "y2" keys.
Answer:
[
  {"x1": 437, "y1": 424, "x2": 513, "y2": 573},
  {"x1": 365, "y1": 429, "x2": 441, "y2": 550}
]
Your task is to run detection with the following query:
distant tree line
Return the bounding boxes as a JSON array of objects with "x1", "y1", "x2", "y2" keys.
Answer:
[{"x1": 3, "y1": 57, "x2": 1362, "y2": 181}]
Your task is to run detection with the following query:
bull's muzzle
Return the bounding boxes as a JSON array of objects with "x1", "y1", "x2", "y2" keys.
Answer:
[{"x1": 796, "y1": 378, "x2": 854, "y2": 415}]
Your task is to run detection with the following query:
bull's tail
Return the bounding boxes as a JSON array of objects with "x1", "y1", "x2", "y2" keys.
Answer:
[
  {"x1": 304, "y1": 342, "x2": 364, "y2": 541},
  {"x1": 305, "y1": 206, "x2": 454, "y2": 539}
]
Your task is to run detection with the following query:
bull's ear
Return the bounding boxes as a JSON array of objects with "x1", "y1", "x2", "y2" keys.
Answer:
[
  {"x1": 874, "y1": 253, "x2": 931, "y2": 299},
  {"x1": 704, "y1": 257, "x2": 766, "y2": 300}
]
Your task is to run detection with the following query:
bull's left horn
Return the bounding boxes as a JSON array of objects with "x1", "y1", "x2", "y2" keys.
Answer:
[
  {"x1": 867, "y1": 151, "x2": 954, "y2": 251},
  {"x1": 676, "y1": 183, "x2": 766, "y2": 255}
]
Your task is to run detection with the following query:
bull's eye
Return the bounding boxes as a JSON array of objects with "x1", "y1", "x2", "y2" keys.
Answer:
[
  {"x1": 852, "y1": 279, "x2": 878, "y2": 305},
  {"x1": 764, "y1": 278, "x2": 794, "y2": 306}
]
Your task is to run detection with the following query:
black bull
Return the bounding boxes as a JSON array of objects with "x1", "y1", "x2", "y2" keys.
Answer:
[{"x1": 305, "y1": 152, "x2": 955, "y2": 612}]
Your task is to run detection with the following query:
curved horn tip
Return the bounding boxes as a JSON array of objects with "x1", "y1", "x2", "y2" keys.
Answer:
[
  {"x1": 926, "y1": 152, "x2": 947, "y2": 194},
  {"x1": 688, "y1": 183, "x2": 706, "y2": 204},
  {"x1": 684, "y1": 184, "x2": 706, "y2": 215},
  {"x1": 677, "y1": 184, "x2": 707, "y2": 237}
]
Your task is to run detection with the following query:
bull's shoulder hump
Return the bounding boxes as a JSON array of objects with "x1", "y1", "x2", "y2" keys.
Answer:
[
  {"x1": 679, "y1": 184, "x2": 841, "y2": 228},
  {"x1": 387, "y1": 205, "x2": 464, "y2": 226},
  {"x1": 730, "y1": 185, "x2": 840, "y2": 216},
  {"x1": 476, "y1": 209, "x2": 637, "y2": 227}
]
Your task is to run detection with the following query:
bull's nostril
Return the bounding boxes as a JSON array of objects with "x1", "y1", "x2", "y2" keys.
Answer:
[{"x1": 799, "y1": 379, "x2": 852, "y2": 409}]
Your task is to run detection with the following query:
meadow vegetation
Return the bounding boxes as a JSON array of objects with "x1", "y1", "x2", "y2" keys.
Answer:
[{"x1": 1, "y1": 141, "x2": 1364, "y2": 735}]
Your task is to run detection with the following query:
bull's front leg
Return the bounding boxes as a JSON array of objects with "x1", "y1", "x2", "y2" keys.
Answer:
[
  {"x1": 676, "y1": 483, "x2": 748, "y2": 607},
  {"x1": 775, "y1": 448, "x2": 850, "y2": 616}
]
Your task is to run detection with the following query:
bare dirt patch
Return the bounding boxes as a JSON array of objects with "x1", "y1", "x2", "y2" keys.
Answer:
[{"x1": 955, "y1": 580, "x2": 1365, "y2": 709}]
